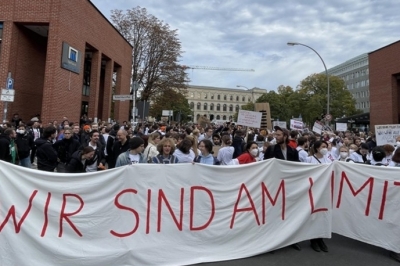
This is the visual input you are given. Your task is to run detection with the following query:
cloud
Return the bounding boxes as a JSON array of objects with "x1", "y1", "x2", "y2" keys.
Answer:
[{"x1": 91, "y1": 0, "x2": 400, "y2": 91}]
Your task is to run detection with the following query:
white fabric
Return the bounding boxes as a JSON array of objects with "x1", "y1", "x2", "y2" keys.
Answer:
[
  {"x1": 296, "y1": 147, "x2": 308, "y2": 162},
  {"x1": 143, "y1": 143, "x2": 159, "y2": 161},
  {"x1": 306, "y1": 155, "x2": 332, "y2": 164},
  {"x1": 0, "y1": 160, "x2": 400, "y2": 266},
  {"x1": 217, "y1": 146, "x2": 234, "y2": 165},
  {"x1": 173, "y1": 149, "x2": 195, "y2": 163}
]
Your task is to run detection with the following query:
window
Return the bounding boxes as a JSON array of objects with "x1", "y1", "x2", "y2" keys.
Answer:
[
  {"x1": 203, "y1": 103, "x2": 207, "y2": 110},
  {"x1": 242, "y1": 96, "x2": 245, "y2": 101},
  {"x1": 190, "y1": 92, "x2": 194, "y2": 98},
  {"x1": 217, "y1": 94, "x2": 220, "y2": 100},
  {"x1": 235, "y1": 105, "x2": 239, "y2": 112},
  {"x1": 223, "y1": 115, "x2": 227, "y2": 120},
  {"x1": 204, "y1": 93, "x2": 207, "y2": 99},
  {"x1": 197, "y1": 102, "x2": 201, "y2": 110},
  {"x1": 230, "y1": 95, "x2": 233, "y2": 101},
  {"x1": 216, "y1": 115, "x2": 220, "y2": 120},
  {"x1": 68, "y1": 47, "x2": 78, "y2": 62},
  {"x1": 248, "y1": 97, "x2": 251, "y2": 102},
  {"x1": 224, "y1": 95, "x2": 227, "y2": 100},
  {"x1": 211, "y1": 94, "x2": 214, "y2": 99},
  {"x1": 0, "y1": 23, "x2": 3, "y2": 55},
  {"x1": 190, "y1": 102, "x2": 194, "y2": 109},
  {"x1": 223, "y1": 104, "x2": 227, "y2": 111},
  {"x1": 229, "y1": 104, "x2": 233, "y2": 112},
  {"x1": 217, "y1": 104, "x2": 220, "y2": 111},
  {"x1": 236, "y1": 96, "x2": 239, "y2": 101},
  {"x1": 366, "y1": 79, "x2": 369, "y2": 86},
  {"x1": 197, "y1": 93, "x2": 201, "y2": 98},
  {"x1": 210, "y1": 103, "x2": 214, "y2": 111}
]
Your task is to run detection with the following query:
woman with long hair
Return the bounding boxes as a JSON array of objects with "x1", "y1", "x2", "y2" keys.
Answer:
[
  {"x1": 152, "y1": 137, "x2": 178, "y2": 164},
  {"x1": 236, "y1": 141, "x2": 259, "y2": 164},
  {"x1": 143, "y1": 131, "x2": 161, "y2": 162}
]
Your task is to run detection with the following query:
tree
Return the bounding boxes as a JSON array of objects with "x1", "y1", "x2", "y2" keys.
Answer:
[
  {"x1": 110, "y1": 7, "x2": 189, "y2": 102},
  {"x1": 297, "y1": 73, "x2": 359, "y2": 123},
  {"x1": 149, "y1": 89, "x2": 192, "y2": 123},
  {"x1": 232, "y1": 102, "x2": 254, "y2": 121}
]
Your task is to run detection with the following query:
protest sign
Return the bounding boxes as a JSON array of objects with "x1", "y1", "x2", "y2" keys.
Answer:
[
  {"x1": 290, "y1": 119, "x2": 304, "y2": 130},
  {"x1": 237, "y1": 110, "x2": 262, "y2": 128},
  {"x1": 375, "y1": 124, "x2": 400, "y2": 146},
  {"x1": 312, "y1": 121, "x2": 324, "y2": 134},
  {"x1": 336, "y1": 123, "x2": 348, "y2": 132}
]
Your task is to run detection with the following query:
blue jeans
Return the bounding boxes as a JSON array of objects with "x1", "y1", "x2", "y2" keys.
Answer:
[{"x1": 19, "y1": 156, "x2": 31, "y2": 168}]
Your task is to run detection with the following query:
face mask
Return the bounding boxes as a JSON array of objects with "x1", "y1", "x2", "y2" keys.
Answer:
[
  {"x1": 340, "y1": 152, "x2": 348, "y2": 158},
  {"x1": 250, "y1": 148, "x2": 258, "y2": 156},
  {"x1": 17, "y1": 129, "x2": 25, "y2": 134},
  {"x1": 396, "y1": 142, "x2": 400, "y2": 147},
  {"x1": 319, "y1": 148, "x2": 328, "y2": 155},
  {"x1": 349, "y1": 149, "x2": 355, "y2": 154}
]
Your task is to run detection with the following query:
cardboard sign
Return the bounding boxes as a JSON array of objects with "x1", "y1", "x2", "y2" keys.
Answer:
[
  {"x1": 336, "y1": 123, "x2": 348, "y2": 132},
  {"x1": 290, "y1": 119, "x2": 304, "y2": 130},
  {"x1": 312, "y1": 121, "x2": 324, "y2": 134}
]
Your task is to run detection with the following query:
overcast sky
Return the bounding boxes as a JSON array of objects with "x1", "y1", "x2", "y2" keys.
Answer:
[{"x1": 91, "y1": 0, "x2": 399, "y2": 92}]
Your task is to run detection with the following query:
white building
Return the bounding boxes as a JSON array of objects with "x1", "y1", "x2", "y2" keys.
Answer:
[{"x1": 186, "y1": 85, "x2": 266, "y2": 122}]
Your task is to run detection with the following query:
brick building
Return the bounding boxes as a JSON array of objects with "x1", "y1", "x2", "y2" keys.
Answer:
[
  {"x1": 0, "y1": 0, "x2": 132, "y2": 124},
  {"x1": 369, "y1": 40, "x2": 400, "y2": 128}
]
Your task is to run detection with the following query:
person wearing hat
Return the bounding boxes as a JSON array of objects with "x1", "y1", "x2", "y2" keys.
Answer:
[
  {"x1": 115, "y1": 137, "x2": 147, "y2": 167},
  {"x1": 263, "y1": 125, "x2": 301, "y2": 251}
]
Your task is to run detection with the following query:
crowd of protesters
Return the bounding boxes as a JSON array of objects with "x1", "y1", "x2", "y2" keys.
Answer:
[{"x1": 1, "y1": 113, "x2": 400, "y2": 260}]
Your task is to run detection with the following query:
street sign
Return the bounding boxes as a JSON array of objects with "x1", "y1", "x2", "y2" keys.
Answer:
[
  {"x1": 6, "y1": 77, "x2": 14, "y2": 90},
  {"x1": 113, "y1": 94, "x2": 133, "y2": 101},
  {"x1": 325, "y1": 114, "x2": 332, "y2": 121},
  {"x1": 1, "y1": 89, "x2": 15, "y2": 95},
  {"x1": 1, "y1": 95, "x2": 15, "y2": 102}
]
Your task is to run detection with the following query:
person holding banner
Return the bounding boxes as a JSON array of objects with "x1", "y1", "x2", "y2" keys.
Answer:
[
  {"x1": 152, "y1": 137, "x2": 179, "y2": 164},
  {"x1": 217, "y1": 135, "x2": 234, "y2": 165},
  {"x1": 115, "y1": 137, "x2": 147, "y2": 166},
  {"x1": 306, "y1": 140, "x2": 331, "y2": 252}
]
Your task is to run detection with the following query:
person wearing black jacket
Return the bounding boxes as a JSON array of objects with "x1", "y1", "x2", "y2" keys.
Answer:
[
  {"x1": 108, "y1": 129, "x2": 130, "y2": 169},
  {"x1": 66, "y1": 146, "x2": 95, "y2": 173},
  {"x1": 35, "y1": 125, "x2": 58, "y2": 172},
  {"x1": 53, "y1": 127, "x2": 80, "y2": 172},
  {"x1": 0, "y1": 128, "x2": 17, "y2": 164},
  {"x1": 80, "y1": 130, "x2": 106, "y2": 171},
  {"x1": 232, "y1": 129, "x2": 245, "y2": 159},
  {"x1": 15, "y1": 123, "x2": 34, "y2": 168},
  {"x1": 106, "y1": 124, "x2": 120, "y2": 168},
  {"x1": 264, "y1": 126, "x2": 301, "y2": 251}
]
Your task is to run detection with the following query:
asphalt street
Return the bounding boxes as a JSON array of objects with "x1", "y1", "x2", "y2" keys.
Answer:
[{"x1": 196, "y1": 234, "x2": 399, "y2": 266}]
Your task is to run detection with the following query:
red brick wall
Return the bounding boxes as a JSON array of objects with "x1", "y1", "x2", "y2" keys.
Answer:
[
  {"x1": 369, "y1": 41, "x2": 400, "y2": 129},
  {"x1": 0, "y1": 0, "x2": 132, "y2": 124}
]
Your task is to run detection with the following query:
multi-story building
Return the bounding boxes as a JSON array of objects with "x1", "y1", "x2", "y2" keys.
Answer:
[
  {"x1": 0, "y1": 0, "x2": 132, "y2": 123},
  {"x1": 327, "y1": 53, "x2": 370, "y2": 113},
  {"x1": 186, "y1": 85, "x2": 266, "y2": 122}
]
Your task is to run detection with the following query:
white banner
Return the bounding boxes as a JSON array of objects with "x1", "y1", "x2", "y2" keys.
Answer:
[
  {"x1": 375, "y1": 124, "x2": 400, "y2": 146},
  {"x1": 0, "y1": 160, "x2": 399, "y2": 265},
  {"x1": 237, "y1": 110, "x2": 262, "y2": 128},
  {"x1": 273, "y1": 121, "x2": 287, "y2": 129}
]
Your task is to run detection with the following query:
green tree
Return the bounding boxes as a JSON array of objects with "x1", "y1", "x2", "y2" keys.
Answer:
[
  {"x1": 297, "y1": 73, "x2": 359, "y2": 124},
  {"x1": 149, "y1": 89, "x2": 192, "y2": 123}
]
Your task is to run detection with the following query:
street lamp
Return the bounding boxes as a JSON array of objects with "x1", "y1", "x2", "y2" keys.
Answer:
[
  {"x1": 236, "y1": 85, "x2": 255, "y2": 110},
  {"x1": 287, "y1": 42, "x2": 330, "y2": 125}
]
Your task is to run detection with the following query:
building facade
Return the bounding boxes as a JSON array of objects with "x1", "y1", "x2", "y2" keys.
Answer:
[
  {"x1": 186, "y1": 85, "x2": 266, "y2": 122},
  {"x1": 327, "y1": 53, "x2": 370, "y2": 113},
  {"x1": 369, "y1": 40, "x2": 400, "y2": 128},
  {"x1": 0, "y1": 0, "x2": 132, "y2": 124}
]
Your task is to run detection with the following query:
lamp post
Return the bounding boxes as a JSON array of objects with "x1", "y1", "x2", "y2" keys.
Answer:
[
  {"x1": 236, "y1": 85, "x2": 255, "y2": 110},
  {"x1": 287, "y1": 42, "x2": 330, "y2": 125}
]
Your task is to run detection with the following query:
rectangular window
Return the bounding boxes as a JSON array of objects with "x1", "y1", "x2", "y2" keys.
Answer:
[
  {"x1": 0, "y1": 22, "x2": 3, "y2": 56},
  {"x1": 68, "y1": 47, "x2": 78, "y2": 62}
]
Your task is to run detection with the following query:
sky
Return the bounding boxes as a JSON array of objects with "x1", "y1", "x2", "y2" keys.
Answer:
[{"x1": 91, "y1": 0, "x2": 399, "y2": 92}]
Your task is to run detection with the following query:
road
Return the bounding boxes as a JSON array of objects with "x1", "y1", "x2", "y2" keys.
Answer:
[{"x1": 197, "y1": 234, "x2": 399, "y2": 266}]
